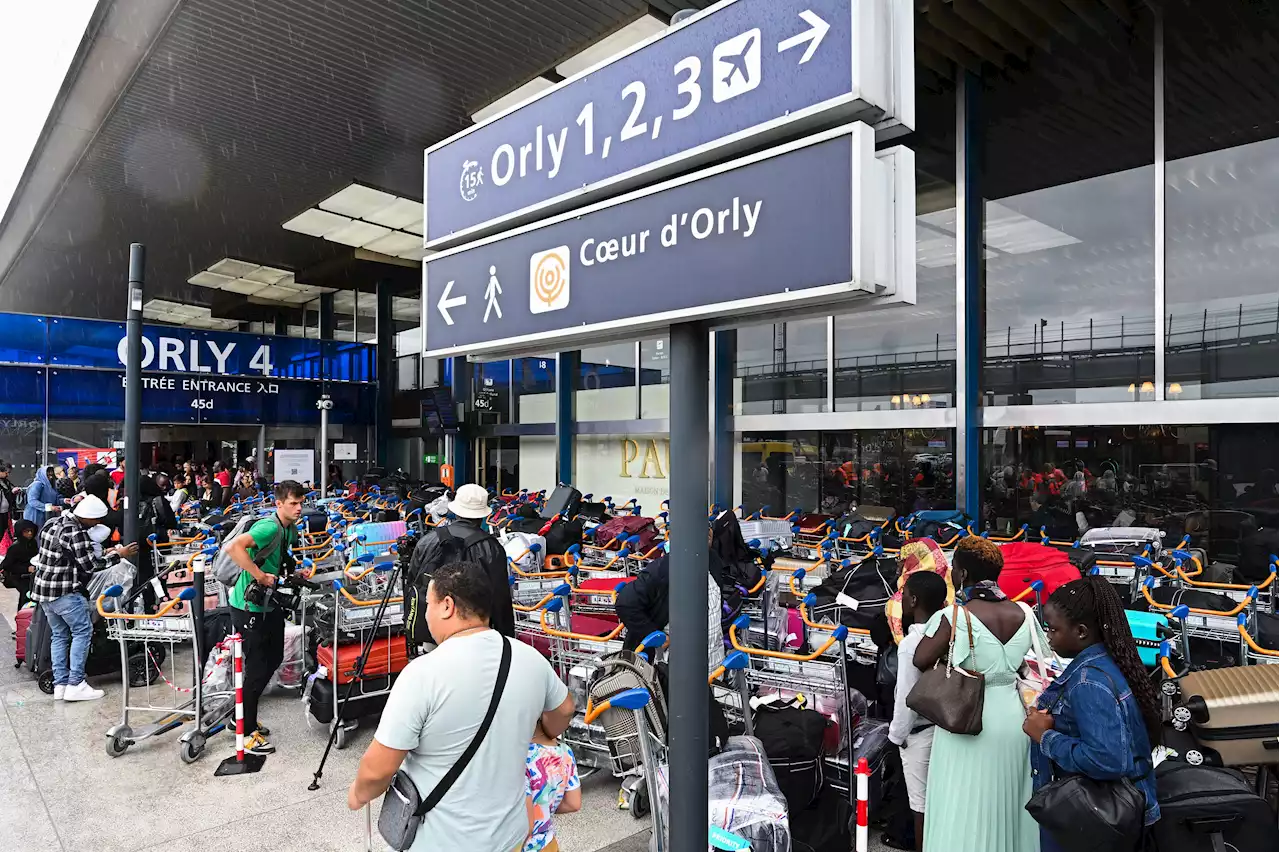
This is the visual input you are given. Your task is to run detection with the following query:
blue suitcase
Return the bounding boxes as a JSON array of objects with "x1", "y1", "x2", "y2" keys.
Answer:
[{"x1": 1125, "y1": 609, "x2": 1167, "y2": 667}]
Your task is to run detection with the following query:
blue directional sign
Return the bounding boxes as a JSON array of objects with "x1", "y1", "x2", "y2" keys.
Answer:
[
  {"x1": 423, "y1": 0, "x2": 912, "y2": 248},
  {"x1": 423, "y1": 124, "x2": 909, "y2": 358}
]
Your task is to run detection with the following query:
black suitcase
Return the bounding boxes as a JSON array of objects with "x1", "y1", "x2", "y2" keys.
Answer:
[
  {"x1": 576, "y1": 501, "x2": 610, "y2": 522},
  {"x1": 306, "y1": 673, "x2": 396, "y2": 724},
  {"x1": 302, "y1": 509, "x2": 327, "y2": 534},
  {"x1": 1062, "y1": 546, "x2": 1097, "y2": 576},
  {"x1": 541, "y1": 485, "x2": 582, "y2": 520},
  {"x1": 1151, "y1": 761, "x2": 1277, "y2": 852},
  {"x1": 543, "y1": 517, "x2": 584, "y2": 555},
  {"x1": 201, "y1": 606, "x2": 234, "y2": 660},
  {"x1": 791, "y1": 784, "x2": 852, "y2": 852},
  {"x1": 754, "y1": 705, "x2": 829, "y2": 812}
]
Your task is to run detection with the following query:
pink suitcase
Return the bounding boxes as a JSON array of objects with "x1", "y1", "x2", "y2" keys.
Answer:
[{"x1": 14, "y1": 606, "x2": 33, "y2": 664}]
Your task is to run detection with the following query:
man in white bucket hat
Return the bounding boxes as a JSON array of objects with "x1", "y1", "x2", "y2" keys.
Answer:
[
  {"x1": 403, "y1": 483, "x2": 514, "y2": 656},
  {"x1": 30, "y1": 493, "x2": 138, "y2": 700}
]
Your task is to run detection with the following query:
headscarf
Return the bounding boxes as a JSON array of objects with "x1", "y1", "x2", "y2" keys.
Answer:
[{"x1": 885, "y1": 538, "x2": 956, "y2": 644}]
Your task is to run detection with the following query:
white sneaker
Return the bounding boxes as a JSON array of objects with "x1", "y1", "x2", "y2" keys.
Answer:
[
  {"x1": 53, "y1": 685, "x2": 65, "y2": 700},
  {"x1": 62, "y1": 681, "x2": 104, "y2": 702}
]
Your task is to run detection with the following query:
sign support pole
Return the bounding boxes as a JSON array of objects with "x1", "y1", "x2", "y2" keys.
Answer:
[
  {"x1": 123, "y1": 244, "x2": 144, "y2": 550},
  {"x1": 318, "y1": 395, "x2": 331, "y2": 494},
  {"x1": 667, "y1": 320, "x2": 709, "y2": 851}
]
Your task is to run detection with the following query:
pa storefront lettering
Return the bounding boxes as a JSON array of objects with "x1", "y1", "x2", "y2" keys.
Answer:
[
  {"x1": 116, "y1": 335, "x2": 276, "y2": 376},
  {"x1": 619, "y1": 438, "x2": 670, "y2": 479}
]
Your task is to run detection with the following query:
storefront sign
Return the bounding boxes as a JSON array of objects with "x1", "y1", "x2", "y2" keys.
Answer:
[
  {"x1": 425, "y1": 124, "x2": 913, "y2": 357},
  {"x1": 620, "y1": 437, "x2": 671, "y2": 480},
  {"x1": 424, "y1": 0, "x2": 911, "y2": 247},
  {"x1": 274, "y1": 449, "x2": 315, "y2": 484}
]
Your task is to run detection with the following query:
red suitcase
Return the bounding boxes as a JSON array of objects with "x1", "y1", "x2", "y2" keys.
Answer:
[
  {"x1": 316, "y1": 636, "x2": 410, "y2": 685},
  {"x1": 14, "y1": 606, "x2": 33, "y2": 664},
  {"x1": 997, "y1": 542, "x2": 1082, "y2": 601}
]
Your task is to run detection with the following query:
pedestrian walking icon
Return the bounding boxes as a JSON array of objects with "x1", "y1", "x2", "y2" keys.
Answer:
[{"x1": 484, "y1": 266, "x2": 503, "y2": 323}]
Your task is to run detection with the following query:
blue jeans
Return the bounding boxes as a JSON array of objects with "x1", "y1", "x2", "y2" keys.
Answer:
[{"x1": 44, "y1": 594, "x2": 93, "y2": 686}]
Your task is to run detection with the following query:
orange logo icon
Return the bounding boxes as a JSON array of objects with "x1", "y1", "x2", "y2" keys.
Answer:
[{"x1": 529, "y1": 246, "x2": 571, "y2": 314}]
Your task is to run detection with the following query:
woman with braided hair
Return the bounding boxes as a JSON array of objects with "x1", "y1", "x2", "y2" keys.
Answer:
[{"x1": 1024, "y1": 576, "x2": 1161, "y2": 851}]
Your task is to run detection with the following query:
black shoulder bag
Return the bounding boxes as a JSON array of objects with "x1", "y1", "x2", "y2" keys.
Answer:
[
  {"x1": 1025, "y1": 666, "x2": 1147, "y2": 852},
  {"x1": 378, "y1": 635, "x2": 512, "y2": 850}
]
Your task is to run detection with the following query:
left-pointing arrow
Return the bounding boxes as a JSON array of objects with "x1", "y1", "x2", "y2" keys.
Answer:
[{"x1": 437, "y1": 280, "x2": 467, "y2": 326}]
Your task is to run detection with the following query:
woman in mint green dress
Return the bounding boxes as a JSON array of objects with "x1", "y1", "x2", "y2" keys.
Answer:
[{"x1": 913, "y1": 537, "x2": 1047, "y2": 852}]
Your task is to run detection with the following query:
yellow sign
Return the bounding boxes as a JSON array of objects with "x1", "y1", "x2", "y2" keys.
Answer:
[{"x1": 620, "y1": 438, "x2": 670, "y2": 479}]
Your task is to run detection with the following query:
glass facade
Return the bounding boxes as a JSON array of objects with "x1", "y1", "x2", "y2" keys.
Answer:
[{"x1": 427, "y1": 4, "x2": 1275, "y2": 539}]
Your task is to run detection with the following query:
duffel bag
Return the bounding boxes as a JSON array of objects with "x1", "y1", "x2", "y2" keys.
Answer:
[{"x1": 595, "y1": 516, "x2": 661, "y2": 553}]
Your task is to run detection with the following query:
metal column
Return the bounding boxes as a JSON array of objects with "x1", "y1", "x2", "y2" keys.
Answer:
[
  {"x1": 712, "y1": 330, "x2": 736, "y2": 511},
  {"x1": 667, "y1": 320, "x2": 709, "y2": 852},
  {"x1": 318, "y1": 394, "x2": 331, "y2": 495},
  {"x1": 375, "y1": 281, "x2": 394, "y2": 467},
  {"x1": 555, "y1": 351, "x2": 578, "y2": 484},
  {"x1": 954, "y1": 71, "x2": 984, "y2": 518},
  {"x1": 123, "y1": 244, "x2": 144, "y2": 549},
  {"x1": 256, "y1": 424, "x2": 266, "y2": 479}
]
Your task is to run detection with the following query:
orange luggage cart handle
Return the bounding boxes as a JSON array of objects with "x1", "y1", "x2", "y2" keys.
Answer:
[
  {"x1": 1237, "y1": 613, "x2": 1279, "y2": 658},
  {"x1": 729, "y1": 614, "x2": 847, "y2": 661},
  {"x1": 1139, "y1": 575, "x2": 1255, "y2": 617},
  {"x1": 97, "y1": 585, "x2": 195, "y2": 619},
  {"x1": 511, "y1": 581, "x2": 572, "y2": 613},
  {"x1": 539, "y1": 598, "x2": 624, "y2": 642}
]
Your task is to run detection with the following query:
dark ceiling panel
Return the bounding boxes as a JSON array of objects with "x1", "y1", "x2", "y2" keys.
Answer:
[{"x1": 0, "y1": 0, "x2": 716, "y2": 319}]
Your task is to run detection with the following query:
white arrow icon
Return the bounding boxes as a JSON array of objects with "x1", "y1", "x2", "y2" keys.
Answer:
[
  {"x1": 437, "y1": 280, "x2": 467, "y2": 326},
  {"x1": 777, "y1": 10, "x2": 829, "y2": 65}
]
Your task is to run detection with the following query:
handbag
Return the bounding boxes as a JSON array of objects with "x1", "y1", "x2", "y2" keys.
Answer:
[
  {"x1": 1025, "y1": 667, "x2": 1147, "y2": 852},
  {"x1": 377, "y1": 635, "x2": 512, "y2": 850},
  {"x1": 905, "y1": 603, "x2": 985, "y2": 735},
  {"x1": 1015, "y1": 602, "x2": 1054, "y2": 711}
]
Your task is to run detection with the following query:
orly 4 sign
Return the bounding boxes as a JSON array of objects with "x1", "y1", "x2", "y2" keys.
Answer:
[
  {"x1": 424, "y1": 0, "x2": 913, "y2": 248},
  {"x1": 116, "y1": 334, "x2": 277, "y2": 376}
]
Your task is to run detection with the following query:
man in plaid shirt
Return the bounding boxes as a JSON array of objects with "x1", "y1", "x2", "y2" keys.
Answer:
[{"x1": 30, "y1": 494, "x2": 137, "y2": 701}]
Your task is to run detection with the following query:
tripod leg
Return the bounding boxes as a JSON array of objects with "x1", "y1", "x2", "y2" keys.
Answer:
[{"x1": 308, "y1": 564, "x2": 402, "y2": 790}]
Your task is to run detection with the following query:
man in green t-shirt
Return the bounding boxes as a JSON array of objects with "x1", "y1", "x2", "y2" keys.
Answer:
[{"x1": 226, "y1": 479, "x2": 304, "y2": 755}]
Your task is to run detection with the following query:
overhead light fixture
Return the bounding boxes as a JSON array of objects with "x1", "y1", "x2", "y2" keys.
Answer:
[
  {"x1": 555, "y1": 15, "x2": 666, "y2": 78},
  {"x1": 891, "y1": 395, "x2": 901, "y2": 405},
  {"x1": 188, "y1": 258, "x2": 335, "y2": 304},
  {"x1": 1169, "y1": 382, "x2": 1183, "y2": 395},
  {"x1": 142, "y1": 299, "x2": 239, "y2": 331},
  {"x1": 283, "y1": 182, "x2": 426, "y2": 259},
  {"x1": 1128, "y1": 383, "x2": 1136, "y2": 393},
  {"x1": 471, "y1": 77, "x2": 556, "y2": 124},
  {"x1": 1140, "y1": 381, "x2": 1155, "y2": 394}
]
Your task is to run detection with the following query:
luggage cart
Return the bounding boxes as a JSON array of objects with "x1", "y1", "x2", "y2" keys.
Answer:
[
  {"x1": 1163, "y1": 550, "x2": 1277, "y2": 615},
  {"x1": 309, "y1": 560, "x2": 404, "y2": 748},
  {"x1": 1140, "y1": 575, "x2": 1258, "y2": 666},
  {"x1": 96, "y1": 586, "x2": 223, "y2": 762},
  {"x1": 585, "y1": 683, "x2": 669, "y2": 832}
]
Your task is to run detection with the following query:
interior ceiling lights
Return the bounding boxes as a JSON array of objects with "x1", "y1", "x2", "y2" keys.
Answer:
[
  {"x1": 187, "y1": 258, "x2": 335, "y2": 304},
  {"x1": 141, "y1": 299, "x2": 240, "y2": 331},
  {"x1": 282, "y1": 183, "x2": 429, "y2": 261}
]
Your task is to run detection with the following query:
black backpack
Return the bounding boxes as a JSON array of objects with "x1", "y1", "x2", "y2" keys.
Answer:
[{"x1": 404, "y1": 525, "x2": 498, "y2": 658}]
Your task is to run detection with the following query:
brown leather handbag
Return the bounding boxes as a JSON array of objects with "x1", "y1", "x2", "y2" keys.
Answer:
[{"x1": 906, "y1": 603, "x2": 985, "y2": 735}]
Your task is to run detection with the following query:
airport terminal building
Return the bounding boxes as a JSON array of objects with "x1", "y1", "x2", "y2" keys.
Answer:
[{"x1": 0, "y1": 0, "x2": 1274, "y2": 564}]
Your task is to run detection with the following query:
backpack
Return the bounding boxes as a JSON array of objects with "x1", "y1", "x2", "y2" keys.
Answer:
[
  {"x1": 211, "y1": 515, "x2": 285, "y2": 587},
  {"x1": 404, "y1": 524, "x2": 498, "y2": 657}
]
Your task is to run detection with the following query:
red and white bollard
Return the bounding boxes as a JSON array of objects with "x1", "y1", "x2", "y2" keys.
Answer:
[
  {"x1": 854, "y1": 756, "x2": 871, "y2": 852},
  {"x1": 214, "y1": 632, "x2": 265, "y2": 776}
]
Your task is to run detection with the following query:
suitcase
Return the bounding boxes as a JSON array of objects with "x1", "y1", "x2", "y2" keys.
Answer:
[
  {"x1": 1060, "y1": 546, "x2": 1097, "y2": 576},
  {"x1": 753, "y1": 704, "x2": 830, "y2": 812},
  {"x1": 306, "y1": 672, "x2": 396, "y2": 724},
  {"x1": 1171, "y1": 666, "x2": 1278, "y2": 766},
  {"x1": 14, "y1": 605, "x2": 33, "y2": 665},
  {"x1": 996, "y1": 542, "x2": 1082, "y2": 601},
  {"x1": 315, "y1": 636, "x2": 410, "y2": 685},
  {"x1": 302, "y1": 509, "x2": 327, "y2": 534},
  {"x1": 1124, "y1": 609, "x2": 1168, "y2": 668},
  {"x1": 540, "y1": 484, "x2": 582, "y2": 520},
  {"x1": 1151, "y1": 761, "x2": 1277, "y2": 852}
]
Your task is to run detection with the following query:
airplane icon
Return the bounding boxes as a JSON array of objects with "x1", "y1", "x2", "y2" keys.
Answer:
[
  {"x1": 712, "y1": 27, "x2": 761, "y2": 103},
  {"x1": 719, "y1": 32, "x2": 757, "y2": 86}
]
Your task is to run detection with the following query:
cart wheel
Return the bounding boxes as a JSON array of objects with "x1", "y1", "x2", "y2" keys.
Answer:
[
  {"x1": 179, "y1": 735, "x2": 205, "y2": 765},
  {"x1": 37, "y1": 671, "x2": 54, "y2": 695},
  {"x1": 127, "y1": 653, "x2": 154, "y2": 687},
  {"x1": 630, "y1": 784, "x2": 650, "y2": 819},
  {"x1": 1185, "y1": 749, "x2": 1204, "y2": 766},
  {"x1": 106, "y1": 735, "x2": 130, "y2": 758},
  {"x1": 334, "y1": 724, "x2": 348, "y2": 750}
]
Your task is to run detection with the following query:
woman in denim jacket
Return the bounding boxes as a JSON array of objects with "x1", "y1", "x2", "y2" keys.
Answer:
[{"x1": 1023, "y1": 576, "x2": 1162, "y2": 851}]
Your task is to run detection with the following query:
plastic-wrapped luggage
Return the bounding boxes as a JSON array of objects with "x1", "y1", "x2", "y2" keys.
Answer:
[
  {"x1": 499, "y1": 531, "x2": 545, "y2": 571},
  {"x1": 1169, "y1": 666, "x2": 1279, "y2": 766},
  {"x1": 14, "y1": 605, "x2": 33, "y2": 665},
  {"x1": 653, "y1": 735, "x2": 791, "y2": 852},
  {"x1": 1151, "y1": 761, "x2": 1277, "y2": 852}
]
